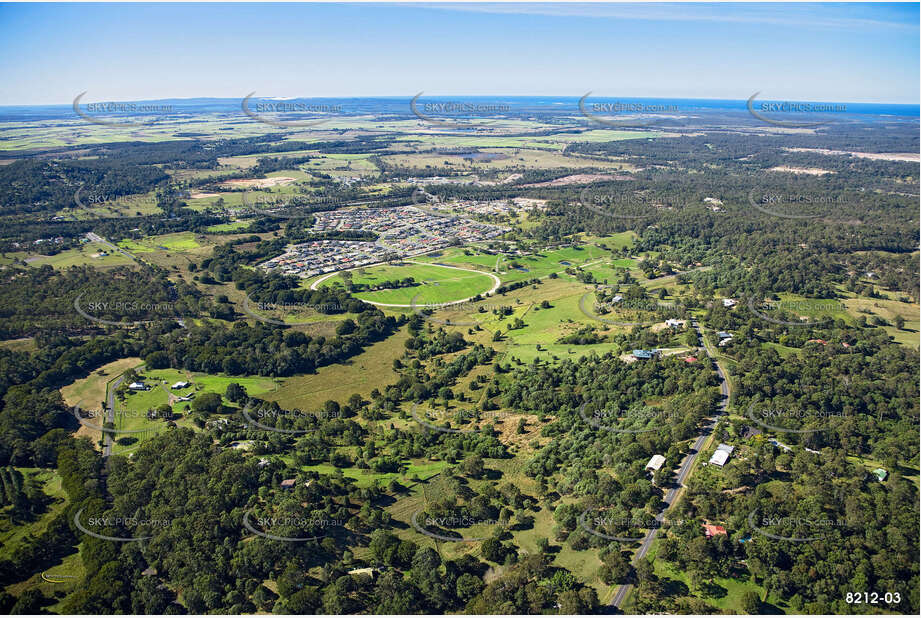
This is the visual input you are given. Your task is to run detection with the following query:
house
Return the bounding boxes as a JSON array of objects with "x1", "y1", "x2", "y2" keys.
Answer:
[
  {"x1": 722, "y1": 298, "x2": 737, "y2": 308},
  {"x1": 704, "y1": 524, "x2": 727, "y2": 538},
  {"x1": 257, "y1": 458, "x2": 270, "y2": 468},
  {"x1": 683, "y1": 356, "x2": 698, "y2": 363},
  {"x1": 348, "y1": 567, "x2": 379, "y2": 578},
  {"x1": 665, "y1": 319, "x2": 685, "y2": 328},
  {"x1": 718, "y1": 337, "x2": 733, "y2": 347},
  {"x1": 716, "y1": 331, "x2": 732, "y2": 340},
  {"x1": 280, "y1": 479, "x2": 297, "y2": 490},
  {"x1": 769, "y1": 438, "x2": 792, "y2": 452},
  {"x1": 171, "y1": 381, "x2": 190, "y2": 389},
  {"x1": 873, "y1": 468, "x2": 888, "y2": 482},
  {"x1": 611, "y1": 295, "x2": 624, "y2": 304},
  {"x1": 709, "y1": 443, "x2": 734, "y2": 467},
  {"x1": 128, "y1": 382, "x2": 147, "y2": 391},
  {"x1": 645, "y1": 454, "x2": 666, "y2": 472},
  {"x1": 632, "y1": 349, "x2": 656, "y2": 360}
]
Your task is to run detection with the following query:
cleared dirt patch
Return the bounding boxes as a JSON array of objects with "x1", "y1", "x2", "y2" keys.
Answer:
[
  {"x1": 769, "y1": 166, "x2": 834, "y2": 176},
  {"x1": 784, "y1": 148, "x2": 920, "y2": 163},
  {"x1": 522, "y1": 173, "x2": 631, "y2": 187},
  {"x1": 218, "y1": 176, "x2": 297, "y2": 189}
]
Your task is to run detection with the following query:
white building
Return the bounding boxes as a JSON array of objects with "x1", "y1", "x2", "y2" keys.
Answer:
[
  {"x1": 171, "y1": 381, "x2": 190, "y2": 389},
  {"x1": 722, "y1": 298, "x2": 737, "y2": 308},
  {"x1": 645, "y1": 454, "x2": 666, "y2": 471},
  {"x1": 709, "y1": 443, "x2": 735, "y2": 467},
  {"x1": 128, "y1": 382, "x2": 147, "y2": 390}
]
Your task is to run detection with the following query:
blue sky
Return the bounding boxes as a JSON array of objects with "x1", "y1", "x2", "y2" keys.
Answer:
[{"x1": 0, "y1": 2, "x2": 917, "y2": 104}]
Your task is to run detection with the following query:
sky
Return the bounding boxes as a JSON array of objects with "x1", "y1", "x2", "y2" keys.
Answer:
[{"x1": 0, "y1": 2, "x2": 917, "y2": 105}]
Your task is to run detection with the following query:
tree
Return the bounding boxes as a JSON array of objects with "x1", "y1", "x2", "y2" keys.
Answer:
[
  {"x1": 191, "y1": 392, "x2": 222, "y2": 414},
  {"x1": 741, "y1": 590, "x2": 761, "y2": 614},
  {"x1": 225, "y1": 382, "x2": 247, "y2": 403}
]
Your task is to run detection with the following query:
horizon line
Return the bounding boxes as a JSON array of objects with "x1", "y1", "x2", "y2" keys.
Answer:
[{"x1": 2, "y1": 95, "x2": 920, "y2": 107}]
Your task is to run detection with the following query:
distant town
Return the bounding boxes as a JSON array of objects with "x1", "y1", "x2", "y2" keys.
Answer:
[{"x1": 260, "y1": 205, "x2": 506, "y2": 278}]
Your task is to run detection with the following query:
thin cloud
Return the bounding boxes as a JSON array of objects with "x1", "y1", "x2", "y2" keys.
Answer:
[{"x1": 416, "y1": 2, "x2": 917, "y2": 31}]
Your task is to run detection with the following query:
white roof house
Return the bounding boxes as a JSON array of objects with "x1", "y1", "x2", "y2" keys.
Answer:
[
  {"x1": 128, "y1": 382, "x2": 146, "y2": 390},
  {"x1": 722, "y1": 298, "x2": 737, "y2": 307},
  {"x1": 709, "y1": 443, "x2": 735, "y2": 467},
  {"x1": 171, "y1": 381, "x2": 190, "y2": 389},
  {"x1": 645, "y1": 454, "x2": 666, "y2": 471}
]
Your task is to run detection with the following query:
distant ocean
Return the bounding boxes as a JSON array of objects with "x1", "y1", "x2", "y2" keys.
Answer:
[{"x1": 0, "y1": 96, "x2": 917, "y2": 122}]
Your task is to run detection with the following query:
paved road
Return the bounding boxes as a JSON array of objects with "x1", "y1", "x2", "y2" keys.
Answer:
[
  {"x1": 608, "y1": 318, "x2": 729, "y2": 610},
  {"x1": 102, "y1": 373, "x2": 126, "y2": 457},
  {"x1": 85, "y1": 231, "x2": 137, "y2": 263}
]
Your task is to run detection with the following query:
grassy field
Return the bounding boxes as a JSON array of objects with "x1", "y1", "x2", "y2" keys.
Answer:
[
  {"x1": 325, "y1": 263, "x2": 498, "y2": 305},
  {"x1": 382, "y1": 147, "x2": 635, "y2": 171},
  {"x1": 0, "y1": 469, "x2": 67, "y2": 557},
  {"x1": 0, "y1": 337, "x2": 37, "y2": 353},
  {"x1": 264, "y1": 326, "x2": 410, "y2": 410},
  {"x1": 292, "y1": 459, "x2": 447, "y2": 489},
  {"x1": 415, "y1": 242, "x2": 618, "y2": 285},
  {"x1": 15, "y1": 241, "x2": 135, "y2": 270},
  {"x1": 60, "y1": 357, "x2": 145, "y2": 407},
  {"x1": 118, "y1": 232, "x2": 202, "y2": 253},
  {"x1": 106, "y1": 367, "x2": 277, "y2": 454},
  {"x1": 204, "y1": 220, "x2": 251, "y2": 233},
  {"x1": 842, "y1": 295, "x2": 920, "y2": 348}
]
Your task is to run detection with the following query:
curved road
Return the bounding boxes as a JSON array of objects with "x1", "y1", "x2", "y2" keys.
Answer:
[
  {"x1": 310, "y1": 260, "x2": 501, "y2": 308},
  {"x1": 608, "y1": 318, "x2": 730, "y2": 610}
]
